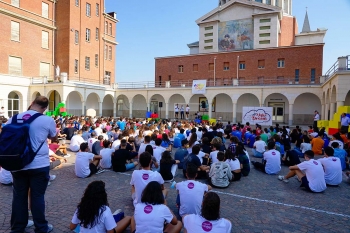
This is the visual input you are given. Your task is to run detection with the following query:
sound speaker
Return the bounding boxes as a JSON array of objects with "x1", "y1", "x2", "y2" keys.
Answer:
[{"x1": 159, "y1": 102, "x2": 163, "y2": 108}]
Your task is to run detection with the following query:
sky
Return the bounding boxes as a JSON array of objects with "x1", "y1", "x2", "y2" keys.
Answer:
[{"x1": 106, "y1": 0, "x2": 350, "y2": 83}]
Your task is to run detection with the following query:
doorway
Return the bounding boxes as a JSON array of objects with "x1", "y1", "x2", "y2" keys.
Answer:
[
  {"x1": 268, "y1": 102, "x2": 284, "y2": 122},
  {"x1": 150, "y1": 101, "x2": 158, "y2": 114}
]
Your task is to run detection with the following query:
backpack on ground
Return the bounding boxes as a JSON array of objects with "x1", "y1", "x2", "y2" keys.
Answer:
[{"x1": 0, "y1": 113, "x2": 45, "y2": 171}]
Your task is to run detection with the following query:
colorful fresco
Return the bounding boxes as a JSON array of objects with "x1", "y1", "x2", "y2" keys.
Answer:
[{"x1": 218, "y1": 18, "x2": 254, "y2": 51}]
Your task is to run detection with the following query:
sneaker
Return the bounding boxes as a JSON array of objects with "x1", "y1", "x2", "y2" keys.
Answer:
[
  {"x1": 28, "y1": 210, "x2": 32, "y2": 217},
  {"x1": 47, "y1": 224, "x2": 53, "y2": 233},
  {"x1": 49, "y1": 175, "x2": 56, "y2": 181},
  {"x1": 278, "y1": 175, "x2": 289, "y2": 183},
  {"x1": 96, "y1": 168, "x2": 105, "y2": 175},
  {"x1": 26, "y1": 220, "x2": 34, "y2": 228},
  {"x1": 112, "y1": 209, "x2": 122, "y2": 215},
  {"x1": 64, "y1": 154, "x2": 71, "y2": 158},
  {"x1": 47, "y1": 181, "x2": 51, "y2": 186}
]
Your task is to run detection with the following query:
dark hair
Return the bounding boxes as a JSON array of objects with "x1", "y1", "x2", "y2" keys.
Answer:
[
  {"x1": 302, "y1": 135, "x2": 310, "y2": 143},
  {"x1": 304, "y1": 150, "x2": 314, "y2": 159},
  {"x1": 98, "y1": 135, "x2": 104, "y2": 140},
  {"x1": 139, "y1": 152, "x2": 152, "y2": 167},
  {"x1": 332, "y1": 133, "x2": 343, "y2": 142},
  {"x1": 217, "y1": 151, "x2": 225, "y2": 161},
  {"x1": 80, "y1": 142, "x2": 88, "y2": 151},
  {"x1": 192, "y1": 145, "x2": 200, "y2": 155},
  {"x1": 267, "y1": 141, "x2": 275, "y2": 150},
  {"x1": 324, "y1": 147, "x2": 334, "y2": 156},
  {"x1": 144, "y1": 135, "x2": 151, "y2": 143},
  {"x1": 235, "y1": 145, "x2": 245, "y2": 156},
  {"x1": 201, "y1": 192, "x2": 220, "y2": 221},
  {"x1": 103, "y1": 140, "x2": 110, "y2": 148},
  {"x1": 181, "y1": 139, "x2": 188, "y2": 147},
  {"x1": 155, "y1": 138, "x2": 162, "y2": 146},
  {"x1": 188, "y1": 133, "x2": 197, "y2": 147},
  {"x1": 77, "y1": 181, "x2": 108, "y2": 228},
  {"x1": 141, "y1": 181, "x2": 164, "y2": 205},
  {"x1": 225, "y1": 149, "x2": 236, "y2": 161},
  {"x1": 33, "y1": 96, "x2": 49, "y2": 109},
  {"x1": 186, "y1": 163, "x2": 198, "y2": 179},
  {"x1": 160, "y1": 151, "x2": 172, "y2": 163},
  {"x1": 161, "y1": 133, "x2": 170, "y2": 143},
  {"x1": 331, "y1": 141, "x2": 339, "y2": 148},
  {"x1": 145, "y1": 145, "x2": 153, "y2": 156}
]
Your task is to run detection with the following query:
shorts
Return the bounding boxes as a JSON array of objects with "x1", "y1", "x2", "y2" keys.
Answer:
[
  {"x1": 231, "y1": 171, "x2": 242, "y2": 181},
  {"x1": 50, "y1": 160, "x2": 61, "y2": 170},
  {"x1": 300, "y1": 176, "x2": 313, "y2": 192},
  {"x1": 186, "y1": 112, "x2": 189, "y2": 114},
  {"x1": 88, "y1": 163, "x2": 98, "y2": 177}
]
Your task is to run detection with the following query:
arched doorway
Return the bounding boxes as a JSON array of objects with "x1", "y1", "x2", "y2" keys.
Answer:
[
  {"x1": 264, "y1": 93, "x2": 289, "y2": 123},
  {"x1": 132, "y1": 94, "x2": 147, "y2": 118},
  {"x1": 102, "y1": 95, "x2": 114, "y2": 117},
  {"x1": 48, "y1": 90, "x2": 61, "y2": 111},
  {"x1": 116, "y1": 95, "x2": 129, "y2": 117},
  {"x1": 345, "y1": 90, "x2": 350, "y2": 106},
  {"x1": 86, "y1": 93, "x2": 100, "y2": 117},
  {"x1": 8, "y1": 91, "x2": 20, "y2": 117},
  {"x1": 149, "y1": 94, "x2": 166, "y2": 118},
  {"x1": 32, "y1": 91, "x2": 41, "y2": 101},
  {"x1": 236, "y1": 93, "x2": 260, "y2": 123},
  {"x1": 66, "y1": 91, "x2": 83, "y2": 116},
  {"x1": 189, "y1": 94, "x2": 208, "y2": 119},
  {"x1": 294, "y1": 93, "x2": 322, "y2": 125},
  {"x1": 169, "y1": 94, "x2": 186, "y2": 119},
  {"x1": 213, "y1": 93, "x2": 232, "y2": 121}
]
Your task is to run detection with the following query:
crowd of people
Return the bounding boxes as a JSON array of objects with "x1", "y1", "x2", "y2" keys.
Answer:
[{"x1": 0, "y1": 97, "x2": 350, "y2": 232}]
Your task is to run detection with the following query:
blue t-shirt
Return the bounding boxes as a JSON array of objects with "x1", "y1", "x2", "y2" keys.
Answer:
[
  {"x1": 248, "y1": 134, "x2": 256, "y2": 148},
  {"x1": 333, "y1": 148, "x2": 347, "y2": 170},
  {"x1": 231, "y1": 130, "x2": 242, "y2": 141},
  {"x1": 183, "y1": 153, "x2": 201, "y2": 172},
  {"x1": 119, "y1": 121, "x2": 126, "y2": 131},
  {"x1": 244, "y1": 132, "x2": 251, "y2": 145},
  {"x1": 275, "y1": 142, "x2": 285, "y2": 155},
  {"x1": 174, "y1": 148, "x2": 189, "y2": 169},
  {"x1": 173, "y1": 136, "x2": 182, "y2": 148}
]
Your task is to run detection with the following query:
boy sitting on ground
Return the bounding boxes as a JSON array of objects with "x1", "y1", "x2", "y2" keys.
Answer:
[
  {"x1": 75, "y1": 142, "x2": 104, "y2": 178},
  {"x1": 209, "y1": 151, "x2": 232, "y2": 188},
  {"x1": 318, "y1": 147, "x2": 342, "y2": 186}
]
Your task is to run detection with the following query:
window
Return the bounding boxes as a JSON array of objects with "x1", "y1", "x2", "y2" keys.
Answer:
[
  {"x1": 208, "y1": 63, "x2": 214, "y2": 71},
  {"x1": 277, "y1": 76, "x2": 284, "y2": 84},
  {"x1": 295, "y1": 69, "x2": 299, "y2": 82},
  {"x1": 9, "y1": 56, "x2": 22, "y2": 75},
  {"x1": 258, "y1": 76, "x2": 264, "y2": 84},
  {"x1": 108, "y1": 46, "x2": 112, "y2": 60},
  {"x1": 260, "y1": 18, "x2": 271, "y2": 23},
  {"x1": 204, "y1": 33, "x2": 213, "y2": 37},
  {"x1": 39, "y1": 62, "x2": 50, "y2": 77},
  {"x1": 104, "y1": 71, "x2": 111, "y2": 85},
  {"x1": 42, "y1": 31, "x2": 49, "y2": 49},
  {"x1": 42, "y1": 2, "x2": 49, "y2": 18},
  {"x1": 86, "y1": 3, "x2": 91, "y2": 17},
  {"x1": 85, "y1": 57, "x2": 90, "y2": 70},
  {"x1": 178, "y1": 65, "x2": 184, "y2": 73},
  {"x1": 193, "y1": 64, "x2": 198, "y2": 72},
  {"x1": 204, "y1": 46, "x2": 213, "y2": 50},
  {"x1": 255, "y1": 0, "x2": 263, "y2": 2},
  {"x1": 168, "y1": 75, "x2": 171, "y2": 81},
  {"x1": 311, "y1": 68, "x2": 316, "y2": 82},
  {"x1": 74, "y1": 59, "x2": 78, "y2": 73},
  {"x1": 259, "y1": 40, "x2": 270, "y2": 44},
  {"x1": 86, "y1": 28, "x2": 90, "y2": 42},
  {"x1": 259, "y1": 33, "x2": 270, "y2": 37},
  {"x1": 104, "y1": 45, "x2": 107, "y2": 59},
  {"x1": 109, "y1": 23, "x2": 112, "y2": 35},
  {"x1": 75, "y1": 0, "x2": 79, "y2": 7},
  {"x1": 8, "y1": 92, "x2": 19, "y2": 117},
  {"x1": 205, "y1": 26, "x2": 213, "y2": 30},
  {"x1": 105, "y1": 21, "x2": 108, "y2": 34},
  {"x1": 239, "y1": 61, "x2": 246, "y2": 70},
  {"x1": 11, "y1": 21, "x2": 20, "y2": 41},
  {"x1": 75, "y1": 30, "x2": 79, "y2": 44},
  {"x1": 224, "y1": 62, "x2": 230, "y2": 71},
  {"x1": 266, "y1": 0, "x2": 271, "y2": 5},
  {"x1": 11, "y1": 0, "x2": 19, "y2": 7},
  {"x1": 95, "y1": 28, "x2": 99, "y2": 40},
  {"x1": 95, "y1": 54, "x2": 98, "y2": 67},
  {"x1": 258, "y1": 60, "x2": 265, "y2": 69},
  {"x1": 204, "y1": 39, "x2": 213, "y2": 43},
  {"x1": 260, "y1": 26, "x2": 270, "y2": 30},
  {"x1": 277, "y1": 59, "x2": 285, "y2": 68},
  {"x1": 96, "y1": 3, "x2": 99, "y2": 16}
]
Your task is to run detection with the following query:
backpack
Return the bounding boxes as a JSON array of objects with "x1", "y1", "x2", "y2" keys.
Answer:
[{"x1": 0, "y1": 113, "x2": 45, "y2": 171}]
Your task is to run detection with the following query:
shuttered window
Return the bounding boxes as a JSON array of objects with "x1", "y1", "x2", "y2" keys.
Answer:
[
  {"x1": 11, "y1": 0, "x2": 19, "y2": 7},
  {"x1": 108, "y1": 46, "x2": 112, "y2": 60},
  {"x1": 40, "y1": 62, "x2": 50, "y2": 77},
  {"x1": 42, "y1": 31, "x2": 49, "y2": 48},
  {"x1": 11, "y1": 21, "x2": 20, "y2": 41},
  {"x1": 42, "y1": 2, "x2": 49, "y2": 18},
  {"x1": 95, "y1": 54, "x2": 98, "y2": 67},
  {"x1": 9, "y1": 56, "x2": 22, "y2": 75}
]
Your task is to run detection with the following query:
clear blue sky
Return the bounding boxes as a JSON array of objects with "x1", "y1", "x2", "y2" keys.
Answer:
[{"x1": 105, "y1": 0, "x2": 350, "y2": 83}]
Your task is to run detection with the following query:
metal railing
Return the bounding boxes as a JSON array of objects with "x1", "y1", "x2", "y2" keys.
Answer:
[
  {"x1": 31, "y1": 75, "x2": 112, "y2": 86},
  {"x1": 324, "y1": 55, "x2": 350, "y2": 80}
]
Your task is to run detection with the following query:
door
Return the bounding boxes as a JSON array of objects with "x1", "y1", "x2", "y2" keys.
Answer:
[
  {"x1": 150, "y1": 101, "x2": 158, "y2": 114},
  {"x1": 268, "y1": 103, "x2": 284, "y2": 122}
]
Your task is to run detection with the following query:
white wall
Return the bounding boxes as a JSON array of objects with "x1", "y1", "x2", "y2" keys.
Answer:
[
  {"x1": 295, "y1": 32, "x2": 326, "y2": 45},
  {"x1": 253, "y1": 14, "x2": 279, "y2": 49},
  {"x1": 293, "y1": 93, "x2": 321, "y2": 114}
]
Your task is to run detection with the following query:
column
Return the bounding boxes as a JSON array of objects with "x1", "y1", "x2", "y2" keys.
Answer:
[
  {"x1": 232, "y1": 102, "x2": 237, "y2": 123},
  {"x1": 99, "y1": 102, "x2": 102, "y2": 116},
  {"x1": 321, "y1": 104, "x2": 325, "y2": 120},
  {"x1": 337, "y1": 101, "x2": 344, "y2": 111},
  {"x1": 165, "y1": 102, "x2": 169, "y2": 119},
  {"x1": 113, "y1": 101, "x2": 117, "y2": 117},
  {"x1": 129, "y1": 102, "x2": 133, "y2": 118},
  {"x1": 81, "y1": 101, "x2": 85, "y2": 115},
  {"x1": 208, "y1": 101, "x2": 212, "y2": 119},
  {"x1": 288, "y1": 104, "x2": 293, "y2": 126},
  {"x1": 329, "y1": 103, "x2": 335, "y2": 120},
  {"x1": 325, "y1": 103, "x2": 329, "y2": 120}
]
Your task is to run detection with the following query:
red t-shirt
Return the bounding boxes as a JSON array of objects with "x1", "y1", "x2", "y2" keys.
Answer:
[{"x1": 49, "y1": 144, "x2": 60, "y2": 152}]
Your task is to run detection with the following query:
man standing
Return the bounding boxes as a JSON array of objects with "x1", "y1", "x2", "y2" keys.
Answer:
[
  {"x1": 340, "y1": 113, "x2": 350, "y2": 133},
  {"x1": 313, "y1": 110, "x2": 320, "y2": 130},
  {"x1": 180, "y1": 105, "x2": 185, "y2": 119},
  {"x1": 8, "y1": 96, "x2": 56, "y2": 232},
  {"x1": 174, "y1": 104, "x2": 179, "y2": 119}
]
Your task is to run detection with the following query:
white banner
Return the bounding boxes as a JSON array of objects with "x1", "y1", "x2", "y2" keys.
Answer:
[
  {"x1": 192, "y1": 80, "x2": 206, "y2": 94},
  {"x1": 242, "y1": 107, "x2": 273, "y2": 126}
]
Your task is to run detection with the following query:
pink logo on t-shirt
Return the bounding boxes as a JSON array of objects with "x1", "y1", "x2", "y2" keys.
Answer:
[
  {"x1": 272, "y1": 152, "x2": 276, "y2": 155},
  {"x1": 187, "y1": 182, "x2": 194, "y2": 189},
  {"x1": 313, "y1": 161, "x2": 318, "y2": 165},
  {"x1": 142, "y1": 174, "x2": 149, "y2": 180},
  {"x1": 332, "y1": 158, "x2": 337, "y2": 162},
  {"x1": 144, "y1": 205, "x2": 153, "y2": 214},
  {"x1": 22, "y1": 114, "x2": 32, "y2": 121},
  {"x1": 202, "y1": 221, "x2": 213, "y2": 232}
]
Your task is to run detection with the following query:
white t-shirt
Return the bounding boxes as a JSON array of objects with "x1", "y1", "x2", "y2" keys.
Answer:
[
  {"x1": 263, "y1": 149, "x2": 281, "y2": 174},
  {"x1": 197, "y1": 151, "x2": 206, "y2": 164},
  {"x1": 297, "y1": 159, "x2": 326, "y2": 192},
  {"x1": 138, "y1": 143, "x2": 150, "y2": 156},
  {"x1": 314, "y1": 113, "x2": 320, "y2": 121},
  {"x1": 174, "y1": 106, "x2": 179, "y2": 112},
  {"x1": 88, "y1": 138, "x2": 98, "y2": 152},
  {"x1": 0, "y1": 167, "x2": 12, "y2": 184},
  {"x1": 176, "y1": 180, "x2": 208, "y2": 217},
  {"x1": 94, "y1": 127, "x2": 102, "y2": 136},
  {"x1": 186, "y1": 106, "x2": 190, "y2": 112},
  {"x1": 130, "y1": 170, "x2": 164, "y2": 206},
  {"x1": 187, "y1": 141, "x2": 199, "y2": 154},
  {"x1": 69, "y1": 135, "x2": 85, "y2": 152},
  {"x1": 300, "y1": 143, "x2": 312, "y2": 153},
  {"x1": 75, "y1": 152, "x2": 94, "y2": 178},
  {"x1": 329, "y1": 140, "x2": 344, "y2": 149},
  {"x1": 225, "y1": 159, "x2": 240, "y2": 171},
  {"x1": 71, "y1": 206, "x2": 116, "y2": 233},
  {"x1": 153, "y1": 146, "x2": 166, "y2": 164},
  {"x1": 143, "y1": 130, "x2": 152, "y2": 137},
  {"x1": 99, "y1": 148, "x2": 114, "y2": 169},
  {"x1": 318, "y1": 157, "x2": 342, "y2": 185},
  {"x1": 210, "y1": 151, "x2": 219, "y2": 164},
  {"x1": 183, "y1": 214, "x2": 232, "y2": 233},
  {"x1": 7, "y1": 110, "x2": 56, "y2": 170},
  {"x1": 111, "y1": 139, "x2": 121, "y2": 150},
  {"x1": 134, "y1": 203, "x2": 173, "y2": 233},
  {"x1": 253, "y1": 140, "x2": 267, "y2": 153},
  {"x1": 197, "y1": 131, "x2": 203, "y2": 141}
]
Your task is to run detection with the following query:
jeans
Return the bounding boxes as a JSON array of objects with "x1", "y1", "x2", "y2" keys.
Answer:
[
  {"x1": 252, "y1": 149, "x2": 264, "y2": 158},
  {"x1": 11, "y1": 166, "x2": 50, "y2": 233},
  {"x1": 125, "y1": 163, "x2": 136, "y2": 171}
]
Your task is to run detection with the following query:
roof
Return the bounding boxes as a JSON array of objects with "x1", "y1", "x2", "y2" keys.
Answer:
[{"x1": 187, "y1": 41, "x2": 199, "y2": 48}]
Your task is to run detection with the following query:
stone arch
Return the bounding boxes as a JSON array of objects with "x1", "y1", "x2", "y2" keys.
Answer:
[
  {"x1": 102, "y1": 94, "x2": 114, "y2": 117},
  {"x1": 149, "y1": 94, "x2": 166, "y2": 118},
  {"x1": 212, "y1": 93, "x2": 233, "y2": 121},
  {"x1": 331, "y1": 85, "x2": 337, "y2": 103},
  {"x1": 47, "y1": 90, "x2": 61, "y2": 111},
  {"x1": 66, "y1": 91, "x2": 83, "y2": 116},
  {"x1": 236, "y1": 93, "x2": 260, "y2": 123},
  {"x1": 345, "y1": 90, "x2": 350, "y2": 106},
  {"x1": 7, "y1": 91, "x2": 22, "y2": 117},
  {"x1": 169, "y1": 94, "x2": 186, "y2": 119},
  {"x1": 31, "y1": 91, "x2": 41, "y2": 101},
  {"x1": 264, "y1": 93, "x2": 290, "y2": 123},
  {"x1": 293, "y1": 93, "x2": 322, "y2": 125},
  {"x1": 189, "y1": 94, "x2": 208, "y2": 116},
  {"x1": 86, "y1": 92, "x2": 100, "y2": 116},
  {"x1": 132, "y1": 94, "x2": 147, "y2": 118},
  {"x1": 116, "y1": 94, "x2": 130, "y2": 117}
]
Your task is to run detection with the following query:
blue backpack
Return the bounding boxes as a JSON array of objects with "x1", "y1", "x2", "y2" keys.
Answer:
[{"x1": 0, "y1": 113, "x2": 45, "y2": 171}]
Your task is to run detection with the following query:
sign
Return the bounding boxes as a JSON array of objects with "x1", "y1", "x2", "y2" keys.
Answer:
[
  {"x1": 242, "y1": 107, "x2": 272, "y2": 126},
  {"x1": 192, "y1": 80, "x2": 206, "y2": 94}
]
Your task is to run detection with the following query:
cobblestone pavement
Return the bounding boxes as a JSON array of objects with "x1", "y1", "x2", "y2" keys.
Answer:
[{"x1": 1, "y1": 148, "x2": 349, "y2": 233}]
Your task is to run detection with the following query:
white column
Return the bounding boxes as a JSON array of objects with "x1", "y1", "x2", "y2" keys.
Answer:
[
  {"x1": 288, "y1": 104, "x2": 293, "y2": 126},
  {"x1": 165, "y1": 102, "x2": 169, "y2": 119},
  {"x1": 337, "y1": 101, "x2": 344, "y2": 111},
  {"x1": 113, "y1": 101, "x2": 117, "y2": 117},
  {"x1": 129, "y1": 102, "x2": 133, "y2": 118},
  {"x1": 208, "y1": 101, "x2": 212, "y2": 119},
  {"x1": 321, "y1": 104, "x2": 325, "y2": 120},
  {"x1": 325, "y1": 103, "x2": 329, "y2": 120},
  {"x1": 99, "y1": 102, "x2": 103, "y2": 116},
  {"x1": 330, "y1": 103, "x2": 335, "y2": 120},
  {"x1": 81, "y1": 101, "x2": 85, "y2": 115},
  {"x1": 232, "y1": 102, "x2": 237, "y2": 123}
]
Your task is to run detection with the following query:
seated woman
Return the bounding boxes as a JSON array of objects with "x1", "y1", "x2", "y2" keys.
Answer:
[
  {"x1": 209, "y1": 151, "x2": 232, "y2": 188},
  {"x1": 70, "y1": 180, "x2": 131, "y2": 233},
  {"x1": 131, "y1": 181, "x2": 182, "y2": 233},
  {"x1": 224, "y1": 149, "x2": 241, "y2": 181},
  {"x1": 159, "y1": 151, "x2": 180, "y2": 182},
  {"x1": 112, "y1": 139, "x2": 138, "y2": 172},
  {"x1": 183, "y1": 192, "x2": 232, "y2": 233}
]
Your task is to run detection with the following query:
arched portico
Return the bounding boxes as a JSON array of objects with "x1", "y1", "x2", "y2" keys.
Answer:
[
  {"x1": 236, "y1": 93, "x2": 260, "y2": 124},
  {"x1": 86, "y1": 92, "x2": 100, "y2": 117},
  {"x1": 47, "y1": 90, "x2": 61, "y2": 111},
  {"x1": 66, "y1": 91, "x2": 83, "y2": 116},
  {"x1": 212, "y1": 93, "x2": 232, "y2": 121},
  {"x1": 132, "y1": 94, "x2": 147, "y2": 118},
  {"x1": 264, "y1": 93, "x2": 289, "y2": 124},
  {"x1": 102, "y1": 94, "x2": 114, "y2": 117},
  {"x1": 116, "y1": 94, "x2": 130, "y2": 118},
  {"x1": 168, "y1": 94, "x2": 186, "y2": 119},
  {"x1": 149, "y1": 94, "x2": 166, "y2": 119},
  {"x1": 330, "y1": 85, "x2": 337, "y2": 120},
  {"x1": 293, "y1": 93, "x2": 322, "y2": 125}
]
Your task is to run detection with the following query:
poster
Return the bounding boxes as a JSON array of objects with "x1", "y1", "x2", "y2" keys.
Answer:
[
  {"x1": 192, "y1": 80, "x2": 207, "y2": 94},
  {"x1": 199, "y1": 97, "x2": 216, "y2": 112},
  {"x1": 218, "y1": 18, "x2": 254, "y2": 51},
  {"x1": 242, "y1": 107, "x2": 272, "y2": 126}
]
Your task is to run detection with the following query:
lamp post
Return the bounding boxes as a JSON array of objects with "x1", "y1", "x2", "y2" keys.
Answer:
[{"x1": 214, "y1": 56, "x2": 217, "y2": 86}]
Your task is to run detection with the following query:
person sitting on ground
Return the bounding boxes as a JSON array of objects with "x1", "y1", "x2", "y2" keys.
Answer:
[
  {"x1": 278, "y1": 150, "x2": 326, "y2": 193},
  {"x1": 49, "y1": 148, "x2": 67, "y2": 170},
  {"x1": 331, "y1": 141, "x2": 347, "y2": 171},
  {"x1": 112, "y1": 139, "x2": 138, "y2": 172},
  {"x1": 70, "y1": 180, "x2": 131, "y2": 233},
  {"x1": 161, "y1": 133, "x2": 173, "y2": 150},
  {"x1": 243, "y1": 128, "x2": 252, "y2": 145},
  {"x1": 281, "y1": 149, "x2": 301, "y2": 166},
  {"x1": 63, "y1": 124, "x2": 77, "y2": 140},
  {"x1": 111, "y1": 134, "x2": 123, "y2": 150},
  {"x1": 231, "y1": 126, "x2": 242, "y2": 142},
  {"x1": 92, "y1": 135, "x2": 104, "y2": 155},
  {"x1": 300, "y1": 135, "x2": 312, "y2": 156},
  {"x1": 330, "y1": 133, "x2": 344, "y2": 149},
  {"x1": 176, "y1": 163, "x2": 211, "y2": 217},
  {"x1": 174, "y1": 139, "x2": 189, "y2": 169},
  {"x1": 209, "y1": 151, "x2": 232, "y2": 188},
  {"x1": 247, "y1": 129, "x2": 257, "y2": 148},
  {"x1": 236, "y1": 144, "x2": 250, "y2": 176},
  {"x1": 183, "y1": 192, "x2": 232, "y2": 233},
  {"x1": 88, "y1": 132, "x2": 98, "y2": 152},
  {"x1": 318, "y1": 147, "x2": 342, "y2": 186},
  {"x1": 153, "y1": 138, "x2": 166, "y2": 171},
  {"x1": 49, "y1": 138, "x2": 69, "y2": 157},
  {"x1": 251, "y1": 141, "x2": 281, "y2": 175},
  {"x1": 182, "y1": 145, "x2": 210, "y2": 179},
  {"x1": 145, "y1": 145, "x2": 159, "y2": 171},
  {"x1": 160, "y1": 151, "x2": 180, "y2": 182},
  {"x1": 81, "y1": 125, "x2": 90, "y2": 141},
  {"x1": 200, "y1": 137, "x2": 212, "y2": 154},
  {"x1": 75, "y1": 143, "x2": 104, "y2": 178},
  {"x1": 138, "y1": 135, "x2": 151, "y2": 156},
  {"x1": 99, "y1": 140, "x2": 115, "y2": 169},
  {"x1": 131, "y1": 181, "x2": 182, "y2": 233},
  {"x1": 130, "y1": 152, "x2": 166, "y2": 207},
  {"x1": 227, "y1": 136, "x2": 239, "y2": 155},
  {"x1": 311, "y1": 132, "x2": 325, "y2": 155},
  {"x1": 252, "y1": 135, "x2": 267, "y2": 158},
  {"x1": 209, "y1": 142, "x2": 221, "y2": 165},
  {"x1": 69, "y1": 130, "x2": 85, "y2": 152},
  {"x1": 225, "y1": 149, "x2": 242, "y2": 181}
]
